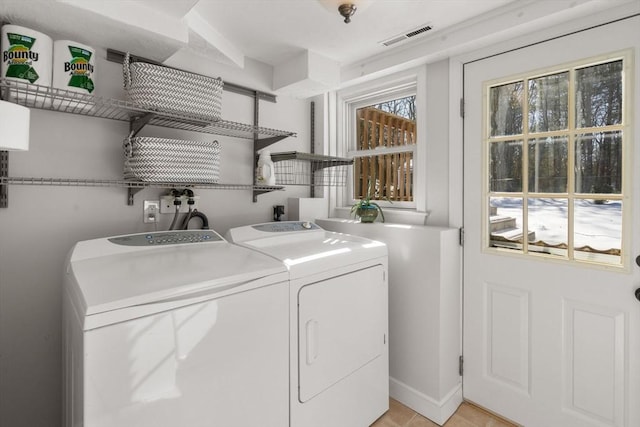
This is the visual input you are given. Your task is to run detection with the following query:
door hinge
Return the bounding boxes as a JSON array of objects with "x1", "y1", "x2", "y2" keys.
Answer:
[
  {"x1": 459, "y1": 227, "x2": 465, "y2": 247},
  {"x1": 459, "y1": 98, "x2": 465, "y2": 118},
  {"x1": 459, "y1": 355, "x2": 463, "y2": 376}
]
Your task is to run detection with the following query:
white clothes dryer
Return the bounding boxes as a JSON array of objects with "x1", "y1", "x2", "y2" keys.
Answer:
[
  {"x1": 226, "y1": 221, "x2": 389, "y2": 427},
  {"x1": 63, "y1": 229, "x2": 290, "y2": 427}
]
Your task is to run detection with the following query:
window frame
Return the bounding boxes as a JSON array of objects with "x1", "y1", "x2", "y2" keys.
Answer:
[
  {"x1": 335, "y1": 69, "x2": 426, "y2": 212},
  {"x1": 481, "y1": 50, "x2": 632, "y2": 268}
]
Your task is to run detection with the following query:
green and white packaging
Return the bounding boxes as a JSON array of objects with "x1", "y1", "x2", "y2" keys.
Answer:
[
  {"x1": 1, "y1": 24, "x2": 52, "y2": 86},
  {"x1": 53, "y1": 40, "x2": 96, "y2": 94}
]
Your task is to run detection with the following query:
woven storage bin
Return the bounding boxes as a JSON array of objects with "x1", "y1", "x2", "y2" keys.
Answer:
[
  {"x1": 124, "y1": 137, "x2": 221, "y2": 183},
  {"x1": 123, "y1": 53, "x2": 223, "y2": 122}
]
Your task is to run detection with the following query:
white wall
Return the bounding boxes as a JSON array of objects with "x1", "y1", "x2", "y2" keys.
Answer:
[
  {"x1": 424, "y1": 59, "x2": 450, "y2": 226},
  {"x1": 0, "y1": 52, "x2": 309, "y2": 427}
]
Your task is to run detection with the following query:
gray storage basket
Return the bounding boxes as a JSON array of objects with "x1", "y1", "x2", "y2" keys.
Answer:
[
  {"x1": 123, "y1": 53, "x2": 223, "y2": 122},
  {"x1": 124, "y1": 137, "x2": 221, "y2": 183}
]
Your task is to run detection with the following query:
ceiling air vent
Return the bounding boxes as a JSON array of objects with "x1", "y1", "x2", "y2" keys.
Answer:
[{"x1": 380, "y1": 24, "x2": 433, "y2": 47}]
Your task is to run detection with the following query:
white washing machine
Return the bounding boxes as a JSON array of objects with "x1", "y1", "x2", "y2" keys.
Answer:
[
  {"x1": 226, "y1": 221, "x2": 389, "y2": 427},
  {"x1": 63, "y1": 229, "x2": 290, "y2": 427}
]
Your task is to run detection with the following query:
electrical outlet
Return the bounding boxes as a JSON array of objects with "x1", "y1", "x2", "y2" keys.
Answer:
[
  {"x1": 143, "y1": 200, "x2": 160, "y2": 224},
  {"x1": 160, "y1": 195, "x2": 200, "y2": 214}
]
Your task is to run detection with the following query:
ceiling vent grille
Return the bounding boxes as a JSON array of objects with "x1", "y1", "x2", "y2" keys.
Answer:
[{"x1": 380, "y1": 24, "x2": 433, "y2": 47}]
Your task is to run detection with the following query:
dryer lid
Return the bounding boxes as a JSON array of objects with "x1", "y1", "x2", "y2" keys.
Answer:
[{"x1": 226, "y1": 222, "x2": 387, "y2": 279}]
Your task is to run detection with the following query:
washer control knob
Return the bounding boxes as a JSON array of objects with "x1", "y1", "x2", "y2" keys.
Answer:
[{"x1": 302, "y1": 221, "x2": 312, "y2": 229}]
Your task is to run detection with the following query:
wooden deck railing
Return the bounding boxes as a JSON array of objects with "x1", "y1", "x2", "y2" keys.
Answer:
[{"x1": 355, "y1": 107, "x2": 416, "y2": 201}]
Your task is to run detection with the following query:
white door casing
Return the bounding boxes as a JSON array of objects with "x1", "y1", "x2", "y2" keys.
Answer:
[{"x1": 463, "y1": 16, "x2": 640, "y2": 427}]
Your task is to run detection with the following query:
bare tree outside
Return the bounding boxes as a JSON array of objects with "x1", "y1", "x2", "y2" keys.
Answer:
[
  {"x1": 489, "y1": 61, "x2": 622, "y2": 198},
  {"x1": 487, "y1": 58, "x2": 624, "y2": 263},
  {"x1": 371, "y1": 96, "x2": 416, "y2": 121}
]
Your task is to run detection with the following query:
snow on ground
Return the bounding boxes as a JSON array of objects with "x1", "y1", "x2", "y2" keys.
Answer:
[{"x1": 491, "y1": 197, "x2": 622, "y2": 251}]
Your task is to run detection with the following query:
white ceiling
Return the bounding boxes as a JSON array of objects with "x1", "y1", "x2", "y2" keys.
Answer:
[
  {"x1": 0, "y1": 0, "x2": 520, "y2": 68},
  {"x1": 184, "y1": 0, "x2": 515, "y2": 67},
  {"x1": 0, "y1": 0, "x2": 636, "y2": 96}
]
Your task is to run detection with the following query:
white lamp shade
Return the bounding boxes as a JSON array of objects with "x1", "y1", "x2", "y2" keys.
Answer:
[{"x1": 0, "y1": 100, "x2": 30, "y2": 151}]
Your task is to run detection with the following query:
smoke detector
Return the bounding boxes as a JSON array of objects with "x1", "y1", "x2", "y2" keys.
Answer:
[{"x1": 380, "y1": 24, "x2": 433, "y2": 47}]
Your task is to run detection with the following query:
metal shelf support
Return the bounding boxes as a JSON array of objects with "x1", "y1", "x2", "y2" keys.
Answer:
[
  {"x1": 310, "y1": 101, "x2": 315, "y2": 197},
  {"x1": 254, "y1": 135, "x2": 291, "y2": 153},
  {"x1": 127, "y1": 187, "x2": 144, "y2": 206},
  {"x1": 129, "y1": 113, "x2": 155, "y2": 137},
  {"x1": 1, "y1": 151, "x2": 8, "y2": 208},
  {"x1": 253, "y1": 92, "x2": 261, "y2": 202}
]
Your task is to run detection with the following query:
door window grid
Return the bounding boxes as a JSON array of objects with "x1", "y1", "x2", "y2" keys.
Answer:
[{"x1": 484, "y1": 54, "x2": 627, "y2": 266}]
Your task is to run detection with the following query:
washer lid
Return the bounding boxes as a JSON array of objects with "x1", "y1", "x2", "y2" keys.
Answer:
[
  {"x1": 66, "y1": 231, "x2": 288, "y2": 317},
  {"x1": 226, "y1": 222, "x2": 387, "y2": 279}
]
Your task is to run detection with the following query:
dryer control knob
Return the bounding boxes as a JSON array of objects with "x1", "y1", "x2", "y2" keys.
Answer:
[{"x1": 302, "y1": 221, "x2": 312, "y2": 229}]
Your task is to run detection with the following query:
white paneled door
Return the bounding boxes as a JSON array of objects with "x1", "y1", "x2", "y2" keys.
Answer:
[{"x1": 463, "y1": 16, "x2": 640, "y2": 427}]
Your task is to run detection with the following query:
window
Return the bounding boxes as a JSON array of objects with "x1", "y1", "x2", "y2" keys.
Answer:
[
  {"x1": 353, "y1": 96, "x2": 416, "y2": 202},
  {"x1": 484, "y1": 53, "x2": 629, "y2": 266},
  {"x1": 341, "y1": 79, "x2": 420, "y2": 210}
]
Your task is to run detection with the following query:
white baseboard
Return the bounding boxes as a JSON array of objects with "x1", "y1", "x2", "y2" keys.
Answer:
[{"x1": 389, "y1": 377, "x2": 462, "y2": 426}]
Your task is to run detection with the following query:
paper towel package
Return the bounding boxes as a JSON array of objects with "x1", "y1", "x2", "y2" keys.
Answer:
[
  {"x1": 53, "y1": 40, "x2": 95, "y2": 94},
  {"x1": 52, "y1": 40, "x2": 96, "y2": 110},
  {"x1": 1, "y1": 25, "x2": 52, "y2": 87}
]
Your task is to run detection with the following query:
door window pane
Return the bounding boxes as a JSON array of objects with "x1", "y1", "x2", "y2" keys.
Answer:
[
  {"x1": 575, "y1": 60, "x2": 623, "y2": 128},
  {"x1": 490, "y1": 82, "x2": 524, "y2": 136},
  {"x1": 527, "y1": 198, "x2": 568, "y2": 258},
  {"x1": 528, "y1": 137, "x2": 568, "y2": 193},
  {"x1": 574, "y1": 199, "x2": 621, "y2": 263},
  {"x1": 489, "y1": 197, "x2": 524, "y2": 251},
  {"x1": 575, "y1": 131, "x2": 622, "y2": 194},
  {"x1": 528, "y1": 72, "x2": 569, "y2": 132},
  {"x1": 490, "y1": 140, "x2": 522, "y2": 192}
]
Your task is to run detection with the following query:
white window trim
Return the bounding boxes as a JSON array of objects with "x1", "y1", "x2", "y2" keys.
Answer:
[{"x1": 332, "y1": 66, "x2": 428, "y2": 217}]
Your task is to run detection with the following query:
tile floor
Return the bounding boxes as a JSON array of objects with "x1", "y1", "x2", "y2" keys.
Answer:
[{"x1": 371, "y1": 398, "x2": 518, "y2": 427}]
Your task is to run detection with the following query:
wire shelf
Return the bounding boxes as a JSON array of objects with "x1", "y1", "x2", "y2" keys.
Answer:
[
  {"x1": 0, "y1": 176, "x2": 284, "y2": 192},
  {"x1": 0, "y1": 78, "x2": 296, "y2": 140},
  {"x1": 270, "y1": 152, "x2": 352, "y2": 186}
]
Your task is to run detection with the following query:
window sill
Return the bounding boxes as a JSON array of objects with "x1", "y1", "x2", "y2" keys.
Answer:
[{"x1": 333, "y1": 207, "x2": 430, "y2": 226}]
